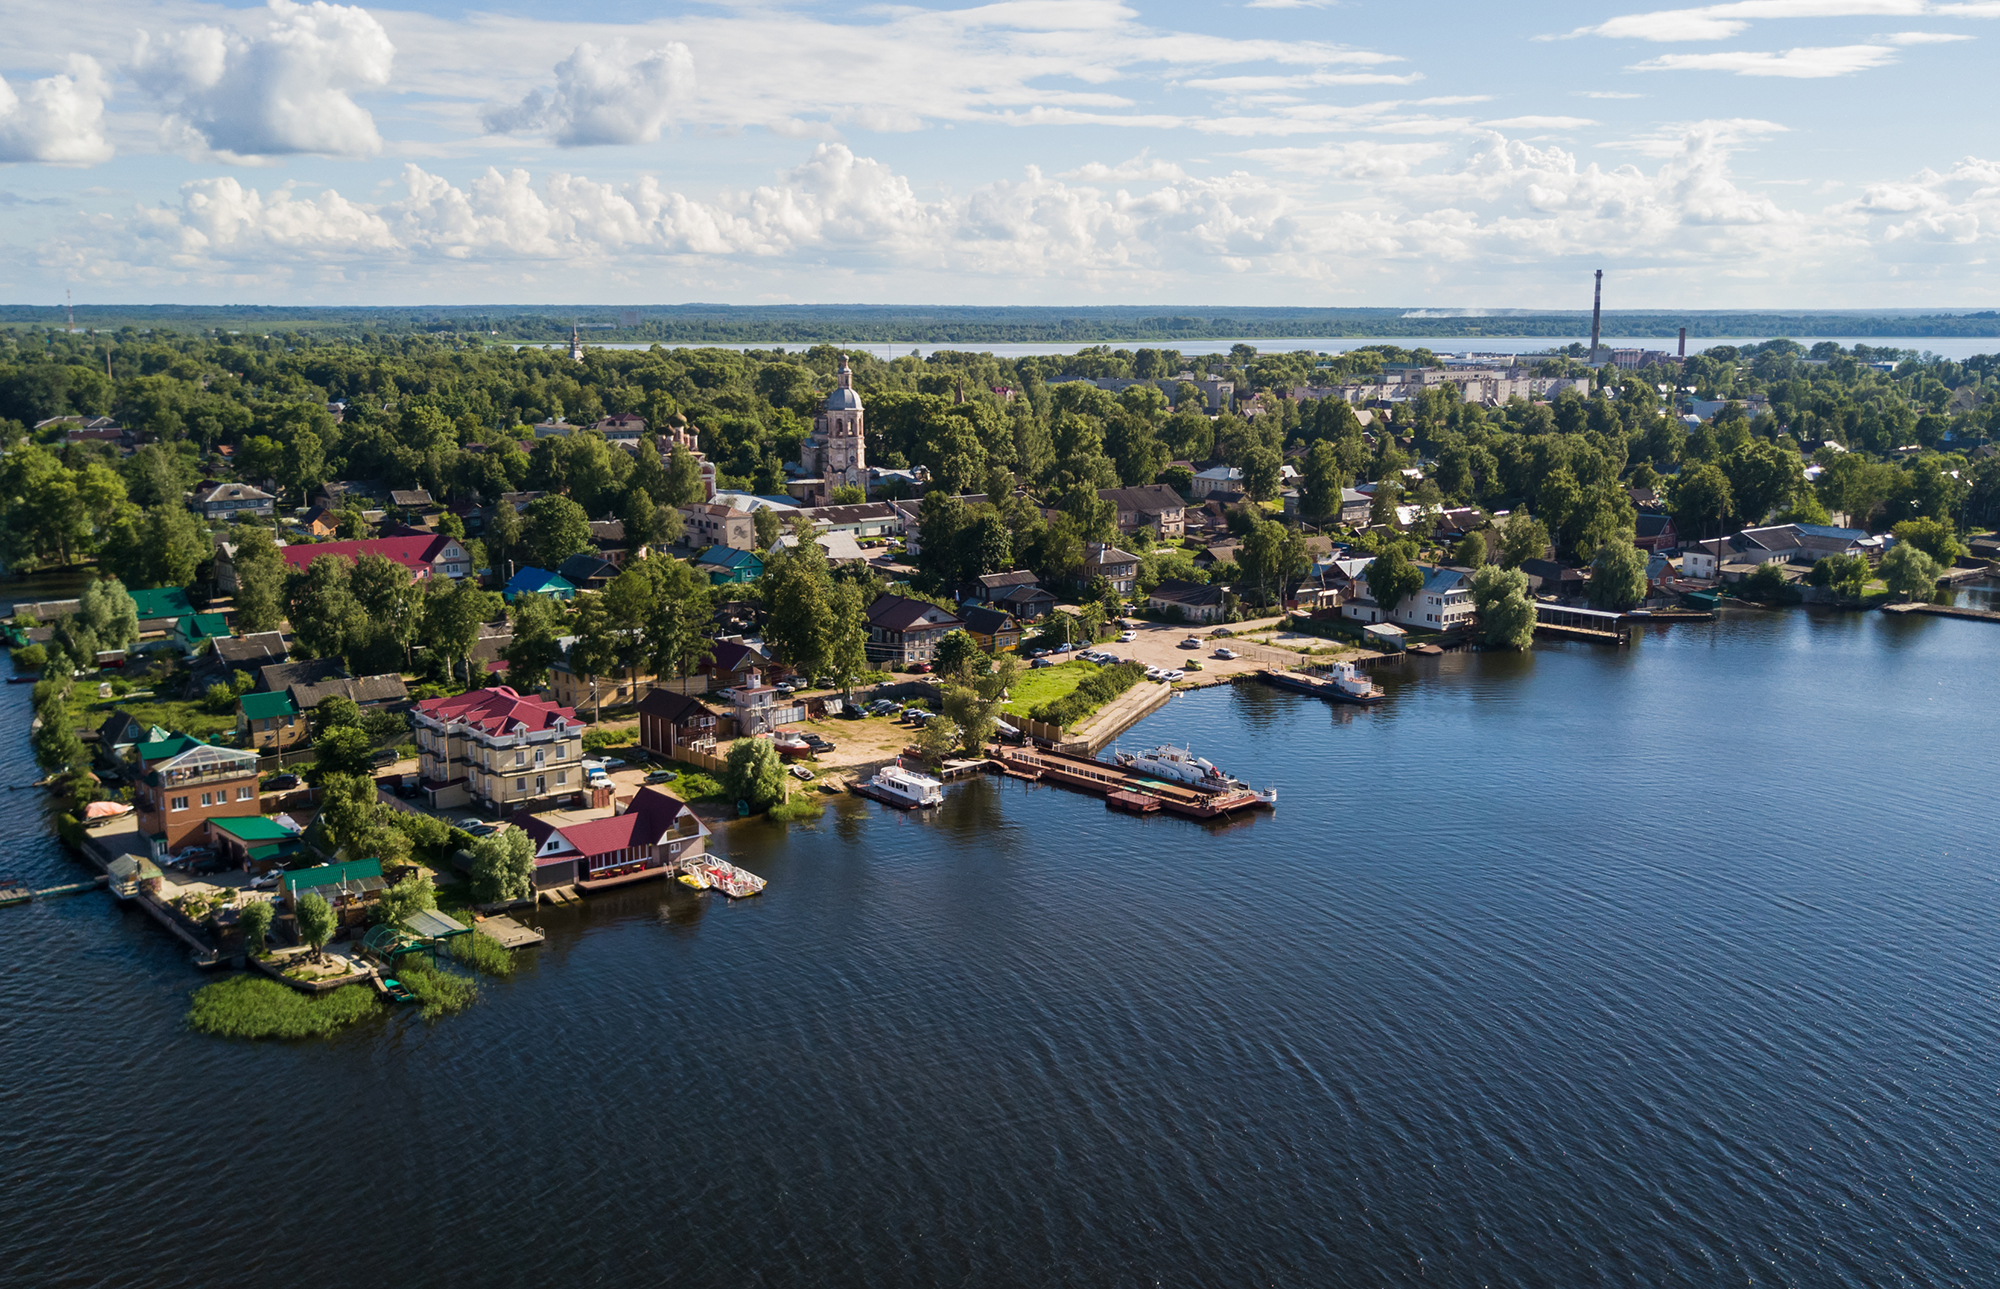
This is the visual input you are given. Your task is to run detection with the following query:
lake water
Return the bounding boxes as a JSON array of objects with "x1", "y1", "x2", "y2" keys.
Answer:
[
  {"x1": 529, "y1": 336, "x2": 2000, "y2": 362},
  {"x1": 3, "y1": 607, "x2": 1996, "y2": 1287}
]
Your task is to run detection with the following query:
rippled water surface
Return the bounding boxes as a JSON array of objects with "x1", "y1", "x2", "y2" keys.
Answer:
[{"x1": 3, "y1": 608, "x2": 1995, "y2": 1287}]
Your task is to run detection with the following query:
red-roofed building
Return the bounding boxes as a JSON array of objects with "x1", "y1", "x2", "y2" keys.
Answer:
[
  {"x1": 277, "y1": 534, "x2": 472, "y2": 581},
  {"x1": 511, "y1": 786, "x2": 711, "y2": 892},
  {"x1": 412, "y1": 685, "x2": 587, "y2": 812}
]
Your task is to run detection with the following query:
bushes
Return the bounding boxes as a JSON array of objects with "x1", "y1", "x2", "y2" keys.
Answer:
[
  {"x1": 1029, "y1": 661, "x2": 1147, "y2": 728},
  {"x1": 448, "y1": 931, "x2": 514, "y2": 976},
  {"x1": 396, "y1": 957, "x2": 479, "y2": 1019},
  {"x1": 583, "y1": 727, "x2": 637, "y2": 756},
  {"x1": 186, "y1": 975, "x2": 377, "y2": 1039},
  {"x1": 767, "y1": 793, "x2": 825, "y2": 824}
]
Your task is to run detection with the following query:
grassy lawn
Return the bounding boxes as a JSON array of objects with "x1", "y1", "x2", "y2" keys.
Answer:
[
  {"x1": 1000, "y1": 659, "x2": 1100, "y2": 717},
  {"x1": 85, "y1": 692, "x2": 237, "y2": 738}
]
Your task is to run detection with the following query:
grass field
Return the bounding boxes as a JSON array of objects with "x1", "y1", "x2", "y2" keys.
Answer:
[
  {"x1": 85, "y1": 693, "x2": 237, "y2": 738},
  {"x1": 1000, "y1": 659, "x2": 1100, "y2": 716}
]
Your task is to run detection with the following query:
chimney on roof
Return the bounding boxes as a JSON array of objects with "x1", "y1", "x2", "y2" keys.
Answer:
[{"x1": 1588, "y1": 269, "x2": 1603, "y2": 363}]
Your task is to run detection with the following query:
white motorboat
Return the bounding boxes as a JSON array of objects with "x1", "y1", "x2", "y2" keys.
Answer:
[{"x1": 860, "y1": 763, "x2": 945, "y2": 808}]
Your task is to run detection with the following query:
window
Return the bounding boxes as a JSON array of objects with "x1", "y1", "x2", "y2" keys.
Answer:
[
  {"x1": 557, "y1": 770, "x2": 567, "y2": 785},
  {"x1": 516, "y1": 750, "x2": 526, "y2": 766},
  {"x1": 237, "y1": 786, "x2": 254, "y2": 800},
  {"x1": 201, "y1": 792, "x2": 213, "y2": 807},
  {"x1": 552, "y1": 744, "x2": 565, "y2": 759},
  {"x1": 170, "y1": 796, "x2": 189, "y2": 811},
  {"x1": 516, "y1": 778, "x2": 527, "y2": 792}
]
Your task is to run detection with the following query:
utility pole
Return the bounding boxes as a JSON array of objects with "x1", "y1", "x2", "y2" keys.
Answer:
[{"x1": 65, "y1": 288, "x2": 74, "y2": 334}]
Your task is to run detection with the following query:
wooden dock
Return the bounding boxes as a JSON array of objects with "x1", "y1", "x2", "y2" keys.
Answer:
[
  {"x1": 1881, "y1": 601, "x2": 2000, "y2": 624},
  {"x1": 477, "y1": 914, "x2": 546, "y2": 948}
]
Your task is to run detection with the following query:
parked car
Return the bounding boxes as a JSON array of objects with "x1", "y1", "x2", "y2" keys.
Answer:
[
  {"x1": 1211, "y1": 627, "x2": 1235, "y2": 638},
  {"x1": 775, "y1": 682, "x2": 798, "y2": 694},
  {"x1": 264, "y1": 773, "x2": 300, "y2": 791},
  {"x1": 909, "y1": 662, "x2": 931, "y2": 674},
  {"x1": 1144, "y1": 666, "x2": 1165, "y2": 680},
  {"x1": 1162, "y1": 669, "x2": 1185, "y2": 682},
  {"x1": 598, "y1": 757, "x2": 627, "y2": 769},
  {"x1": 580, "y1": 759, "x2": 605, "y2": 775},
  {"x1": 1118, "y1": 630, "x2": 1137, "y2": 642},
  {"x1": 1031, "y1": 657, "x2": 1054, "y2": 669},
  {"x1": 1183, "y1": 660, "x2": 1203, "y2": 672},
  {"x1": 1029, "y1": 648, "x2": 1048, "y2": 658},
  {"x1": 645, "y1": 769, "x2": 678, "y2": 784},
  {"x1": 249, "y1": 869, "x2": 281, "y2": 890},
  {"x1": 1179, "y1": 637, "x2": 1202, "y2": 649},
  {"x1": 1213, "y1": 647, "x2": 1239, "y2": 660}
]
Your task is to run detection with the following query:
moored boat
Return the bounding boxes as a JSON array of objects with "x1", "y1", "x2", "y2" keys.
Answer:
[
  {"x1": 853, "y1": 762, "x2": 945, "y2": 809},
  {"x1": 1113, "y1": 744, "x2": 1276, "y2": 806},
  {"x1": 1259, "y1": 660, "x2": 1384, "y2": 706}
]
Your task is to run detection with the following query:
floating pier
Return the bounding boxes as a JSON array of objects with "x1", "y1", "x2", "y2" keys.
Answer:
[{"x1": 990, "y1": 746, "x2": 1266, "y2": 819}]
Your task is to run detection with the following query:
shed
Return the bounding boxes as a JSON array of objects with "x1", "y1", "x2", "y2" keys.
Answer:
[
  {"x1": 1362, "y1": 622, "x2": 1408, "y2": 651},
  {"x1": 404, "y1": 908, "x2": 471, "y2": 942},
  {"x1": 281, "y1": 858, "x2": 386, "y2": 911}
]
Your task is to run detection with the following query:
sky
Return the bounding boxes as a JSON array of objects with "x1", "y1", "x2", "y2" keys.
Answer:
[{"x1": 0, "y1": 0, "x2": 1996, "y2": 309}]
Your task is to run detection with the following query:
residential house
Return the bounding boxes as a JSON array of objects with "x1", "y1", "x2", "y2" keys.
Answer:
[
  {"x1": 959, "y1": 605, "x2": 1023, "y2": 654},
  {"x1": 273, "y1": 534, "x2": 472, "y2": 582},
  {"x1": 194, "y1": 483, "x2": 275, "y2": 520},
  {"x1": 1190, "y1": 465, "x2": 1244, "y2": 498},
  {"x1": 695, "y1": 546, "x2": 764, "y2": 585},
  {"x1": 681, "y1": 502, "x2": 757, "y2": 551},
  {"x1": 1519, "y1": 558, "x2": 1587, "y2": 601},
  {"x1": 388, "y1": 487, "x2": 436, "y2": 513},
  {"x1": 635, "y1": 689, "x2": 722, "y2": 761},
  {"x1": 256, "y1": 657, "x2": 345, "y2": 694},
  {"x1": 556, "y1": 552, "x2": 619, "y2": 592},
  {"x1": 127, "y1": 586, "x2": 194, "y2": 628},
  {"x1": 776, "y1": 530, "x2": 867, "y2": 564},
  {"x1": 1339, "y1": 488, "x2": 1372, "y2": 526},
  {"x1": 1097, "y1": 484, "x2": 1188, "y2": 538},
  {"x1": 289, "y1": 673, "x2": 409, "y2": 714},
  {"x1": 550, "y1": 653, "x2": 658, "y2": 715},
  {"x1": 591, "y1": 413, "x2": 649, "y2": 444},
  {"x1": 95, "y1": 711, "x2": 164, "y2": 768},
  {"x1": 721, "y1": 673, "x2": 804, "y2": 736},
  {"x1": 131, "y1": 736, "x2": 262, "y2": 856},
  {"x1": 236, "y1": 690, "x2": 306, "y2": 750},
  {"x1": 864, "y1": 594, "x2": 965, "y2": 664},
  {"x1": 511, "y1": 786, "x2": 711, "y2": 893},
  {"x1": 796, "y1": 501, "x2": 903, "y2": 540},
  {"x1": 1084, "y1": 542, "x2": 1140, "y2": 595},
  {"x1": 279, "y1": 858, "x2": 385, "y2": 927},
  {"x1": 991, "y1": 582, "x2": 1057, "y2": 621},
  {"x1": 1388, "y1": 565, "x2": 1473, "y2": 631},
  {"x1": 411, "y1": 685, "x2": 587, "y2": 813},
  {"x1": 964, "y1": 569, "x2": 1041, "y2": 605},
  {"x1": 1634, "y1": 513, "x2": 1680, "y2": 552},
  {"x1": 191, "y1": 629, "x2": 288, "y2": 690},
  {"x1": 504, "y1": 567, "x2": 577, "y2": 602},
  {"x1": 298, "y1": 506, "x2": 340, "y2": 537},
  {"x1": 588, "y1": 520, "x2": 641, "y2": 566},
  {"x1": 175, "y1": 613, "x2": 230, "y2": 656},
  {"x1": 701, "y1": 638, "x2": 772, "y2": 689},
  {"x1": 1192, "y1": 542, "x2": 1239, "y2": 571},
  {"x1": 1148, "y1": 579, "x2": 1230, "y2": 624},
  {"x1": 311, "y1": 480, "x2": 387, "y2": 512}
]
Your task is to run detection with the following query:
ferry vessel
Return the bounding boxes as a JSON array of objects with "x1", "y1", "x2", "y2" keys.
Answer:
[
  {"x1": 1113, "y1": 744, "x2": 1276, "y2": 806},
  {"x1": 1258, "y1": 660, "x2": 1385, "y2": 706}
]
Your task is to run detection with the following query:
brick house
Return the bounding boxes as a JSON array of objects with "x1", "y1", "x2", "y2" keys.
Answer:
[
  {"x1": 412, "y1": 686, "x2": 587, "y2": 814},
  {"x1": 131, "y1": 736, "x2": 263, "y2": 857},
  {"x1": 236, "y1": 690, "x2": 306, "y2": 750}
]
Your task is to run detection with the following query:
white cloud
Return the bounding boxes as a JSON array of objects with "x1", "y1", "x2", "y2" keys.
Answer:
[
  {"x1": 1479, "y1": 115, "x2": 1598, "y2": 129},
  {"x1": 1556, "y1": 1, "x2": 2000, "y2": 43},
  {"x1": 130, "y1": 0, "x2": 393, "y2": 159},
  {"x1": 1832, "y1": 155, "x2": 2000, "y2": 262},
  {"x1": 483, "y1": 40, "x2": 695, "y2": 147},
  {"x1": 1883, "y1": 28, "x2": 1975, "y2": 38},
  {"x1": 0, "y1": 56, "x2": 112, "y2": 165},
  {"x1": 1631, "y1": 43, "x2": 1902, "y2": 73}
]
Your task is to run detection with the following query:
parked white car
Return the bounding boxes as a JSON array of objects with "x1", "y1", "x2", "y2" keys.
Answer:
[{"x1": 1118, "y1": 630, "x2": 1137, "y2": 642}]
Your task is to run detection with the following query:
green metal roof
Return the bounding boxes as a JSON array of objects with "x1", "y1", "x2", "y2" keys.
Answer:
[
  {"x1": 247, "y1": 843, "x2": 297, "y2": 861},
  {"x1": 128, "y1": 587, "x2": 193, "y2": 620},
  {"x1": 281, "y1": 858, "x2": 384, "y2": 897},
  {"x1": 179, "y1": 613, "x2": 230, "y2": 639},
  {"x1": 209, "y1": 814, "x2": 297, "y2": 843},
  {"x1": 237, "y1": 690, "x2": 298, "y2": 721},
  {"x1": 133, "y1": 733, "x2": 205, "y2": 763}
]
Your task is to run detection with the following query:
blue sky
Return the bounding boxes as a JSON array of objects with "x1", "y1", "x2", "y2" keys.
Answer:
[{"x1": 1, "y1": 0, "x2": 1996, "y2": 308}]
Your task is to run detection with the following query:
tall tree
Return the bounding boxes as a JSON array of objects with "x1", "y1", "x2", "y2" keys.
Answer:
[
  {"x1": 1499, "y1": 510, "x2": 1549, "y2": 569},
  {"x1": 1469, "y1": 564, "x2": 1536, "y2": 650},
  {"x1": 1585, "y1": 541, "x2": 1649, "y2": 611},
  {"x1": 525, "y1": 494, "x2": 593, "y2": 569},
  {"x1": 285, "y1": 556, "x2": 365, "y2": 662},
  {"x1": 824, "y1": 581, "x2": 870, "y2": 698},
  {"x1": 501, "y1": 591, "x2": 569, "y2": 691},
  {"x1": 760, "y1": 538, "x2": 834, "y2": 678},
  {"x1": 1364, "y1": 544, "x2": 1425, "y2": 615},
  {"x1": 230, "y1": 526, "x2": 287, "y2": 633},
  {"x1": 422, "y1": 577, "x2": 502, "y2": 686},
  {"x1": 1297, "y1": 441, "x2": 1346, "y2": 527},
  {"x1": 79, "y1": 577, "x2": 140, "y2": 653}
]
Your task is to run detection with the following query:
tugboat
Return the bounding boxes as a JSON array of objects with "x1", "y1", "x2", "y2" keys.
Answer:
[
  {"x1": 1258, "y1": 660, "x2": 1385, "y2": 706},
  {"x1": 1113, "y1": 744, "x2": 1277, "y2": 806}
]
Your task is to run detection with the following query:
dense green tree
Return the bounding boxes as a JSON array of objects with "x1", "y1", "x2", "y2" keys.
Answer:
[
  {"x1": 760, "y1": 536, "x2": 834, "y2": 677},
  {"x1": 1669, "y1": 463, "x2": 1736, "y2": 542},
  {"x1": 1878, "y1": 542, "x2": 1940, "y2": 602},
  {"x1": 422, "y1": 577, "x2": 503, "y2": 686},
  {"x1": 525, "y1": 494, "x2": 593, "y2": 568},
  {"x1": 1889, "y1": 517, "x2": 1964, "y2": 566},
  {"x1": 239, "y1": 900, "x2": 273, "y2": 955},
  {"x1": 285, "y1": 555, "x2": 366, "y2": 663},
  {"x1": 1450, "y1": 531, "x2": 1488, "y2": 569},
  {"x1": 1364, "y1": 544, "x2": 1425, "y2": 614},
  {"x1": 825, "y1": 582, "x2": 871, "y2": 697},
  {"x1": 372, "y1": 873, "x2": 437, "y2": 928},
  {"x1": 469, "y1": 827, "x2": 536, "y2": 904},
  {"x1": 295, "y1": 894, "x2": 335, "y2": 962},
  {"x1": 1470, "y1": 564, "x2": 1536, "y2": 650},
  {"x1": 1585, "y1": 541, "x2": 1649, "y2": 611},
  {"x1": 722, "y1": 737, "x2": 786, "y2": 812},
  {"x1": 1499, "y1": 510, "x2": 1550, "y2": 569},
  {"x1": 1808, "y1": 554, "x2": 1873, "y2": 601},
  {"x1": 230, "y1": 527, "x2": 287, "y2": 633}
]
